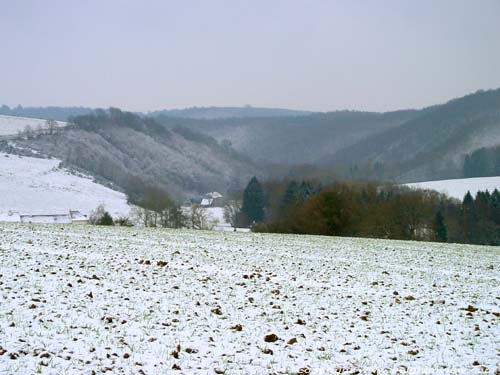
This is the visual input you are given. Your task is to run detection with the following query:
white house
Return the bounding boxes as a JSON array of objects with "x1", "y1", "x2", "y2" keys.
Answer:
[
  {"x1": 70, "y1": 210, "x2": 89, "y2": 224},
  {"x1": 200, "y1": 192, "x2": 223, "y2": 207},
  {"x1": 0, "y1": 210, "x2": 88, "y2": 224},
  {"x1": 200, "y1": 198, "x2": 213, "y2": 206},
  {"x1": 20, "y1": 213, "x2": 72, "y2": 224}
]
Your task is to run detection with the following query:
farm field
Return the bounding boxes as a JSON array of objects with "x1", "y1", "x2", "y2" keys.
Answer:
[
  {"x1": 0, "y1": 224, "x2": 498, "y2": 374},
  {"x1": 0, "y1": 152, "x2": 131, "y2": 219},
  {"x1": 0, "y1": 115, "x2": 67, "y2": 137},
  {"x1": 406, "y1": 176, "x2": 500, "y2": 200}
]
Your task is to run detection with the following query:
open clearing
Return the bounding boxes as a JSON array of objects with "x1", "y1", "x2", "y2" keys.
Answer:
[{"x1": 0, "y1": 224, "x2": 498, "y2": 374}]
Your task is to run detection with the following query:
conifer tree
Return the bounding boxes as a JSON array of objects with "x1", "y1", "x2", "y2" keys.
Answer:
[
  {"x1": 281, "y1": 181, "x2": 299, "y2": 211},
  {"x1": 241, "y1": 177, "x2": 265, "y2": 224},
  {"x1": 461, "y1": 190, "x2": 474, "y2": 242},
  {"x1": 433, "y1": 211, "x2": 448, "y2": 242}
]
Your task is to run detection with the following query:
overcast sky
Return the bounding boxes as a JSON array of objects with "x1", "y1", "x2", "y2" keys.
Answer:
[{"x1": 1, "y1": 0, "x2": 499, "y2": 112}]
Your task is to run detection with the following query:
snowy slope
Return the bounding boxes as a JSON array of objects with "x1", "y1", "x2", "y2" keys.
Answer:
[
  {"x1": 0, "y1": 153, "x2": 131, "y2": 218},
  {"x1": 0, "y1": 224, "x2": 498, "y2": 374},
  {"x1": 406, "y1": 176, "x2": 500, "y2": 200},
  {"x1": 0, "y1": 115, "x2": 67, "y2": 136}
]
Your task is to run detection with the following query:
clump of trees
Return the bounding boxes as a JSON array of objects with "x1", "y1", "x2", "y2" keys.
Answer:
[
  {"x1": 69, "y1": 107, "x2": 171, "y2": 138},
  {"x1": 131, "y1": 185, "x2": 186, "y2": 228},
  {"x1": 234, "y1": 176, "x2": 499, "y2": 246},
  {"x1": 223, "y1": 200, "x2": 242, "y2": 228},
  {"x1": 460, "y1": 189, "x2": 500, "y2": 245},
  {"x1": 240, "y1": 177, "x2": 265, "y2": 225},
  {"x1": 253, "y1": 183, "x2": 452, "y2": 241},
  {"x1": 18, "y1": 119, "x2": 60, "y2": 140},
  {"x1": 89, "y1": 204, "x2": 114, "y2": 226}
]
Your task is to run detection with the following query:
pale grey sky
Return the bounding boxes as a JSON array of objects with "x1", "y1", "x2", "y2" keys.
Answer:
[{"x1": 1, "y1": 0, "x2": 499, "y2": 112}]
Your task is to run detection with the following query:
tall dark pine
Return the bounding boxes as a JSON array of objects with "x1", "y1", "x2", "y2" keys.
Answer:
[
  {"x1": 461, "y1": 191, "x2": 475, "y2": 242},
  {"x1": 298, "y1": 181, "x2": 315, "y2": 204},
  {"x1": 281, "y1": 181, "x2": 299, "y2": 211},
  {"x1": 491, "y1": 189, "x2": 500, "y2": 226},
  {"x1": 241, "y1": 177, "x2": 265, "y2": 224},
  {"x1": 433, "y1": 211, "x2": 448, "y2": 242}
]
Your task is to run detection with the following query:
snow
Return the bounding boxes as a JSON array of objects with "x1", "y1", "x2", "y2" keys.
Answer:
[
  {"x1": 204, "y1": 207, "x2": 250, "y2": 232},
  {"x1": 0, "y1": 211, "x2": 21, "y2": 222},
  {"x1": 181, "y1": 206, "x2": 250, "y2": 232},
  {"x1": 406, "y1": 176, "x2": 500, "y2": 200},
  {"x1": 0, "y1": 115, "x2": 67, "y2": 137},
  {"x1": 204, "y1": 207, "x2": 226, "y2": 225},
  {"x1": 0, "y1": 152, "x2": 132, "y2": 219},
  {"x1": 0, "y1": 224, "x2": 498, "y2": 374}
]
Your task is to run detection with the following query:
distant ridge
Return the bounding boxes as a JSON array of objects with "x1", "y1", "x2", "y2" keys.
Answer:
[
  {"x1": 0, "y1": 105, "x2": 94, "y2": 122},
  {"x1": 3, "y1": 87, "x2": 500, "y2": 186},
  {"x1": 0, "y1": 105, "x2": 312, "y2": 121},
  {"x1": 149, "y1": 106, "x2": 313, "y2": 119}
]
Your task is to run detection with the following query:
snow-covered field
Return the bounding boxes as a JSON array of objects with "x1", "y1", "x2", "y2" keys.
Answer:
[
  {"x1": 0, "y1": 224, "x2": 498, "y2": 374},
  {"x1": 406, "y1": 176, "x2": 500, "y2": 200},
  {"x1": 0, "y1": 115, "x2": 67, "y2": 137},
  {"x1": 0, "y1": 153, "x2": 131, "y2": 218}
]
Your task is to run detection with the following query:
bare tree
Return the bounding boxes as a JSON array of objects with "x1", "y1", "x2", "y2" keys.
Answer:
[
  {"x1": 45, "y1": 119, "x2": 58, "y2": 135},
  {"x1": 131, "y1": 206, "x2": 154, "y2": 227},
  {"x1": 190, "y1": 204, "x2": 208, "y2": 230},
  {"x1": 23, "y1": 125, "x2": 34, "y2": 140},
  {"x1": 224, "y1": 200, "x2": 242, "y2": 227}
]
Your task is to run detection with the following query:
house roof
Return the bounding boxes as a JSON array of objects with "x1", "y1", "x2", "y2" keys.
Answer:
[
  {"x1": 205, "y1": 192, "x2": 223, "y2": 199},
  {"x1": 70, "y1": 210, "x2": 88, "y2": 220}
]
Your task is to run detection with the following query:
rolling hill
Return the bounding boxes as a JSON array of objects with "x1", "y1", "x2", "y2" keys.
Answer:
[
  {"x1": 2, "y1": 87, "x2": 499, "y2": 197},
  {"x1": 154, "y1": 110, "x2": 418, "y2": 165},
  {"x1": 322, "y1": 89, "x2": 500, "y2": 182},
  {"x1": 152, "y1": 89, "x2": 500, "y2": 182},
  {"x1": 0, "y1": 152, "x2": 131, "y2": 218},
  {"x1": 5, "y1": 109, "x2": 260, "y2": 200}
]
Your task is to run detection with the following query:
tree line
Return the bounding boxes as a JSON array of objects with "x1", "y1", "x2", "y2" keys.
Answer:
[{"x1": 238, "y1": 177, "x2": 500, "y2": 246}]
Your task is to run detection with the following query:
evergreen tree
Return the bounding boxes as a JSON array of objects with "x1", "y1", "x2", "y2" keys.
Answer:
[
  {"x1": 281, "y1": 181, "x2": 299, "y2": 211},
  {"x1": 97, "y1": 211, "x2": 114, "y2": 226},
  {"x1": 461, "y1": 191, "x2": 474, "y2": 242},
  {"x1": 433, "y1": 211, "x2": 448, "y2": 242},
  {"x1": 241, "y1": 177, "x2": 265, "y2": 224},
  {"x1": 490, "y1": 189, "x2": 500, "y2": 226},
  {"x1": 463, "y1": 190, "x2": 473, "y2": 206},
  {"x1": 297, "y1": 181, "x2": 315, "y2": 204}
]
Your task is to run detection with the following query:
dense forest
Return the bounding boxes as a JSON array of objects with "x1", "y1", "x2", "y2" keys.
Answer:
[
  {"x1": 325, "y1": 89, "x2": 500, "y2": 182},
  {"x1": 463, "y1": 145, "x2": 500, "y2": 178},
  {"x1": 237, "y1": 177, "x2": 500, "y2": 246}
]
